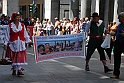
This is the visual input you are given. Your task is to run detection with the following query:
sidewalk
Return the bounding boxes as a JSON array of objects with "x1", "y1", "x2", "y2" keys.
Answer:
[{"x1": 0, "y1": 45, "x2": 124, "y2": 83}]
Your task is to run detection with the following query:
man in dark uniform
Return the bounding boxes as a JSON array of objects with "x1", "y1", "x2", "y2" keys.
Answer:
[
  {"x1": 85, "y1": 12, "x2": 113, "y2": 73},
  {"x1": 109, "y1": 12, "x2": 124, "y2": 79}
]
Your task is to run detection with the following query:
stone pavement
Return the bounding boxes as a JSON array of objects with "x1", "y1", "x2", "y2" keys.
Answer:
[{"x1": 0, "y1": 44, "x2": 124, "y2": 83}]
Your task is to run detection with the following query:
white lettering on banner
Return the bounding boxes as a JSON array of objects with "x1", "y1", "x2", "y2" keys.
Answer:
[{"x1": 38, "y1": 52, "x2": 82, "y2": 61}]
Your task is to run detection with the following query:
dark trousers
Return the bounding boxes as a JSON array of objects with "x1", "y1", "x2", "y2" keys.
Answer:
[
  {"x1": 104, "y1": 39, "x2": 115, "y2": 60},
  {"x1": 113, "y1": 40, "x2": 124, "y2": 76},
  {"x1": 86, "y1": 38, "x2": 106, "y2": 60}
]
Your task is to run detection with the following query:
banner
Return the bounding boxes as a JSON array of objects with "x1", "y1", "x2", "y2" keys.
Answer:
[
  {"x1": 33, "y1": 33, "x2": 86, "y2": 63},
  {"x1": 0, "y1": 25, "x2": 7, "y2": 44},
  {"x1": 27, "y1": 26, "x2": 34, "y2": 40}
]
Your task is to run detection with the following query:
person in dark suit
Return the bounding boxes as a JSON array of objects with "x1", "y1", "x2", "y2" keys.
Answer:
[{"x1": 107, "y1": 12, "x2": 124, "y2": 79}]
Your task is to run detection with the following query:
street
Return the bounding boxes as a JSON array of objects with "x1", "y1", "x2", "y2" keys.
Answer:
[{"x1": 0, "y1": 45, "x2": 124, "y2": 83}]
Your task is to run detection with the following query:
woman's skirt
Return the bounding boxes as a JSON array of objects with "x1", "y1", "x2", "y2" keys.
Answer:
[{"x1": 5, "y1": 45, "x2": 27, "y2": 65}]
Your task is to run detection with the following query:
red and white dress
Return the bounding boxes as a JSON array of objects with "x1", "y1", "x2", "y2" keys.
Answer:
[{"x1": 4, "y1": 22, "x2": 31, "y2": 66}]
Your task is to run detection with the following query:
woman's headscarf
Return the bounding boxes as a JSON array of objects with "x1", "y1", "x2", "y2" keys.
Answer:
[{"x1": 11, "y1": 12, "x2": 20, "y2": 22}]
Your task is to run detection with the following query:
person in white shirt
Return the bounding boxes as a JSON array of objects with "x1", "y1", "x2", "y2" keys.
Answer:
[
  {"x1": 34, "y1": 18, "x2": 42, "y2": 35},
  {"x1": 47, "y1": 20, "x2": 53, "y2": 36}
]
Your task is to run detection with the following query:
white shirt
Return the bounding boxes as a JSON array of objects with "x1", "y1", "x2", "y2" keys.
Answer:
[
  {"x1": 4, "y1": 22, "x2": 31, "y2": 52},
  {"x1": 47, "y1": 23, "x2": 53, "y2": 30},
  {"x1": 86, "y1": 20, "x2": 103, "y2": 33}
]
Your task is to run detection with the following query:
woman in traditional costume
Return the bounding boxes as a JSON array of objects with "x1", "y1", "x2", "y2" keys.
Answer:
[{"x1": 4, "y1": 12, "x2": 31, "y2": 76}]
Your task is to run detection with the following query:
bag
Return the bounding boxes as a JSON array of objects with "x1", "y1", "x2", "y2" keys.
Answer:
[
  {"x1": 101, "y1": 34, "x2": 111, "y2": 49},
  {"x1": 0, "y1": 50, "x2": 12, "y2": 65}
]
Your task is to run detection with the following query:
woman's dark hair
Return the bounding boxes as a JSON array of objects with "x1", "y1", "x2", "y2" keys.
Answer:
[{"x1": 37, "y1": 44, "x2": 45, "y2": 52}]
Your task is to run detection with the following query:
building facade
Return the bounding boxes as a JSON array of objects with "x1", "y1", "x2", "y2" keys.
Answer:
[{"x1": 1, "y1": 0, "x2": 124, "y2": 26}]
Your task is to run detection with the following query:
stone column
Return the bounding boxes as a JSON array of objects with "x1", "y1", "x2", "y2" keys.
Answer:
[
  {"x1": 44, "y1": 0, "x2": 60, "y2": 23},
  {"x1": 95, "y1": 0, "x2": 100, "y2": 14},
  {"x1": 2, "y1": 0, "x2": 7, "y2": 15},
  {"x1": 113, "y1": 0, "x2": 119, "y2": 24},
  {"x1": 2, "y1": 0, "x2": 19, "y2": 16},
  {"x1": 60, "y1": 5, "x2": 62, "y2": 20},
  {"x1": 91, "y1": 0, "x2": 96, "y2": 15},
  {"x1": 80, "y1": 0, "x2": 87, "y2": 18},
  {"x1": 104, "y1": 0, "x2": 109, "y2": 28},
  {"x1": 69, "y1": 0, "x2": 79, "y2": 20},
  {"x1": 86, "y1": 0, "x2": 91, "y2": 18},
  {"x1": 44, "y1": 0, "x2": 51, "y2": 20},
  {"x1": 51, "y1": 0, "x2": 60, "y2": 23}
]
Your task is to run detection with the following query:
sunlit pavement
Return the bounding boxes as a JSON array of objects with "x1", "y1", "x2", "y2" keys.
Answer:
[{"x1": 0, "y1": 44, "x2": 124, "y2": 83}]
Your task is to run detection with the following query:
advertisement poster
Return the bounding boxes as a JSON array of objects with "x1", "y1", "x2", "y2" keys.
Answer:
[{"x1": 33, "y1": 33, "x2": 86, "y2": 63}]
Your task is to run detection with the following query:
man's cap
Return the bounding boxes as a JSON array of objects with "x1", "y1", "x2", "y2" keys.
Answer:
[
  {"x1": 1, "y1": 14, "x2": 5, "y2": 17},
  {"x1": 91, "y1": 12, "x2": 99, "y2": 17}
]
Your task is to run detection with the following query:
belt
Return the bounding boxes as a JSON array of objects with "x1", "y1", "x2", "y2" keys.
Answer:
[{"x1": 90, "y1": 36, "x2": 103, "y2": 40}]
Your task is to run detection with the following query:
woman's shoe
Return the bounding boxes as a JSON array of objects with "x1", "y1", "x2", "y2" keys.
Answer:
[
  {"x1": 17, "y1": 70, "x2": 24, "y2": 76},
  {"x1": 12, "y1": 70, "x2": 16, "y2": 75},
  {"x1": 85, "y1": 65, "x2": 90, "y2": 71},
  {"x1": 110, "y1": 75, "x2": 119, "y2": 79}
]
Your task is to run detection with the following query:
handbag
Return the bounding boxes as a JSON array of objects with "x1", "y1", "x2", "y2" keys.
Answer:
[
  {"x1": 101, "y1": 34, "x2": 111, "y2": 49},
  {"x1": 0, "y1": 50, "x2": 12, "y2": 65}
]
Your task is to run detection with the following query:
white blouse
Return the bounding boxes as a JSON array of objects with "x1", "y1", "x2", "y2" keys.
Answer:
[{"x1": 4, "y1": 22, "x2": 31, "y2": 52}]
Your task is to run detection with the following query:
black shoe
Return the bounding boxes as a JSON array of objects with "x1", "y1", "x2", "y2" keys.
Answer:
[
  {"x1": 12, "y1": 70, "x2": 16, "y2": 75},
  {"x1": 17, "y1": 71, "x2": 24, "y2": 76},
  {"x1": 85, "y1": 65, "x2": 90, "y2": 71},
  {"x1": 104, "y1": 66, "x2": 113, "y2": 73},
  {"x1": 110, "y1": 75, "x2": 119, "y2": 79}
]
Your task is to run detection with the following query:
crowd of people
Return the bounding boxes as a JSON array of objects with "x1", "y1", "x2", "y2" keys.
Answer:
[
  {"x1": 0, "y1": 13, "x2": 91, "y2": 37},
  {"x1": 1, "y1": 11, "x2": 124, "y2": 79},
  {"x1": 23, "y1": 16, "x2": 91, "y2": 37}
]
